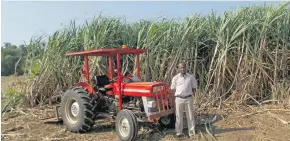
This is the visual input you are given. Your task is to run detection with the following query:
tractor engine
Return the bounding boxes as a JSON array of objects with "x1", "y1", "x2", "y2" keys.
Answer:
[
  {"x1": 122, "y1": 97, "x2": 144, "y2": 111},
  {"x1": 92, "y1": 75, "x2": 144, "y2": 113},
  {"x1": 95, "y1": 92, "x2": 144, "y2": 113},
  {"x1": 94, "y1": 94, "x2": 116, "y2": 112}
]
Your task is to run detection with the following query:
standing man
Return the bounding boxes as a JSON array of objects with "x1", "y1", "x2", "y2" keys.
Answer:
[{"x1": 171, "y1": 62, "x2": 197, "y2": 138}]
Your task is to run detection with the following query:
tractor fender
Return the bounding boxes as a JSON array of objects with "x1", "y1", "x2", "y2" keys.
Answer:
[{"x1": 76, "y1": 82, "x2": 96, "y2": 95}]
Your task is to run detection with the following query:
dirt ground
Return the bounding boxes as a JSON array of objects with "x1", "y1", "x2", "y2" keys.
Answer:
[
  {"x1": 1, "y1": 76, "x2": 290, "y2": 141},
  {"x1": 1, "y1": 103, "x2": 290, "y2": 141}
]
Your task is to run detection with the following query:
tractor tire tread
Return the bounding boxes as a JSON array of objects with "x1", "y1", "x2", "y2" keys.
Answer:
[
  {"x1": 82, "y1": 123, "x2": 91, "y2": 130},
  {"x1": 84, "y1": 109, "x2": 94, "y2": 116},
  {"x1": 80, "y1": 94, "x2": 91, "y2": 98},
  {"x1": 83, "y1": 102, "x2": 93, "y2": 108},
  {"x1": 124, "y1": 109, "x2": 138, "y2": 137},
  {"x1": 85, "y1": 117, "x2": 93, "y2": 123}
]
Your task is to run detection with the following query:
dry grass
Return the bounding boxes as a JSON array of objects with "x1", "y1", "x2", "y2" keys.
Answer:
[
  {"x1": 1, "y1": 76, "x2": 26, "y2": 92},
  {"x1": 1, "y1": 76, "x2": 30, "y2": 113}
]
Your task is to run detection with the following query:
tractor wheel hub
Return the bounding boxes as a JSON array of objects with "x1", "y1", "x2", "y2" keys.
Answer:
[
  {"x1": 71, "y1": 102, "x2": 79, "y2": 117},
  {"x1": 119, "y1": 116, "x2": 130, "y2": 137}
]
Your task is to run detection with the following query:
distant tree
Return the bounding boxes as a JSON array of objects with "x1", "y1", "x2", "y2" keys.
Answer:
[
  {"x1": 3, "y1": 42, "x2": 11, "y2": 48},
  {"x1": 1, "y1": 43, "x2": 25, "y2": 76}
]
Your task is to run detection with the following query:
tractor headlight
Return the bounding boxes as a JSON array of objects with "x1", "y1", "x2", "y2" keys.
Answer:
[{"x1": 147, "y1": 101, "x2": 156, "y2": 108}]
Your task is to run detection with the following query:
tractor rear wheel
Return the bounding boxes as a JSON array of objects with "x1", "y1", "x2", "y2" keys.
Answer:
[
  {"x1": 159, "y1": 113, "x2": 175, "y2": 128},
  {"x1": 115, "y1": 109, "x2": 138, "y2": 141},
  {"x1": 60, "y1": 87, "x2": 94, "y2": 133}
]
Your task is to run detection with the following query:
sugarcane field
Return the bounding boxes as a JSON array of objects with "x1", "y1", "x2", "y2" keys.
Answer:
[{"x1": 1, "y1": 1, "x2": 290, "y2": 141}]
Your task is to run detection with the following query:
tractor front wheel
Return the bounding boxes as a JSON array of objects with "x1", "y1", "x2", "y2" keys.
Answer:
[
  {"x1": 60, "y1": 87, "x2": 94, "y2": 133},
  {"x1": 115, "y1": 109, "x2": 138, "y2": 141}
]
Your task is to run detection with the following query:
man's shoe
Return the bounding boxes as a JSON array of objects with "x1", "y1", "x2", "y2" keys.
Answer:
[
  {"x1": 175, "y1": 133, "x2": 183, "y2": 138},
  {"x1": 189, "y1": 129, "x2": 197, "y2": 137}
]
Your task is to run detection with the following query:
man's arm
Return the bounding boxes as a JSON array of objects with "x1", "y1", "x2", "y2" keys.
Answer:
[
  {"x1": 170, "y1": 76, "x2": 177, "y2": 96},
  {"x1": 192, "y1": 88, "x2": 196, "y2": 95}
]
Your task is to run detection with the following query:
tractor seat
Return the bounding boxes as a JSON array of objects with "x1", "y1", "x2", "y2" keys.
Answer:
[
  {"x1": 98, "y1": 87, "x2": 106, "y2": 91},
  {"x1": 93, "y1": 75, "x2": 113, "y2": 94},
  {"x1": 94, "y1": 75, "x2": 110, "y2": 87},
  {"x1": 98, "y1": 84, "x2": 112, "y2": 90},
  {"x1": 98, "y1": 84, "x2": 113, "y2": 95}
]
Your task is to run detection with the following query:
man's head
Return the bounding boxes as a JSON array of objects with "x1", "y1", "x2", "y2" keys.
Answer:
[{"x1": 178, "y1": 62, "x2": 186, "y2": 75}]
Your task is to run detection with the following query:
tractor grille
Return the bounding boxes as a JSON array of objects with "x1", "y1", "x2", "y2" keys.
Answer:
[{"x1": 152, "y1": 85, "x2": 174, "y2": 112}]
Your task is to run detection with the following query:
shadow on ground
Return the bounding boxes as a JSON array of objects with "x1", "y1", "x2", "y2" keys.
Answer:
[
  {"x1": 215, "y1": 127, "x2": 255, "y2": 135},
  {"x1": 42, "y1": 113, "x2": 255, "y2": 140}
]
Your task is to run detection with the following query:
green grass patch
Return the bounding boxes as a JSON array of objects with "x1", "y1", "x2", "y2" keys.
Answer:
[{"x1": 1, "y1": 89, "x2": 25, "y2": 114}]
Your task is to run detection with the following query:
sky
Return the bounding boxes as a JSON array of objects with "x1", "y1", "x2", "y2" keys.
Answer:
[{"x1": 1, "y1": 1, "x2": 284, "y2": 46}]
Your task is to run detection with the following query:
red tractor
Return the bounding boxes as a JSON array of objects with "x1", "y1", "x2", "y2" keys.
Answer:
[{"x1": 58, "y1": 45, "x2": 175, "y2": 141}]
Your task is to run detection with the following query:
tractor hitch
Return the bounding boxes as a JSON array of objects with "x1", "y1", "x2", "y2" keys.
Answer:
[{"x1": 42, "y1": 105, "x2": 63, "y2": 124}]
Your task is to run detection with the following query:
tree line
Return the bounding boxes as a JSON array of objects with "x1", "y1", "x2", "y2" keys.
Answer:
[{"x1": 1, "y1": 42, "x2": 43, "y2": 76}]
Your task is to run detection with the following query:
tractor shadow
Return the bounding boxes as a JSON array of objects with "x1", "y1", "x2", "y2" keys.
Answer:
[
  {"x1": 45, "y1": 113, "x2": 255, "y2": 139},
  {"x1": 42, "y1": 115, "x2": 117, "y2": 134},
  {"x1": 89, "y1": 117, "x2": 116, "y2": 133},
  {"x1": 214, "y1": 127, "x2": 255, "y2": 135},
  {"x1": 135, "y1": 114, "x2": 255, "y2": 141}
]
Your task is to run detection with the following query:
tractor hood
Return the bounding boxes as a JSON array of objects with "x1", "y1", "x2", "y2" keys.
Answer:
[
  {"x1": 124, "y1": 81, "x2": 167, "y2": 87},
  {"x1": 113, "y1": 81, "x2": 169, "y2": 97}
]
